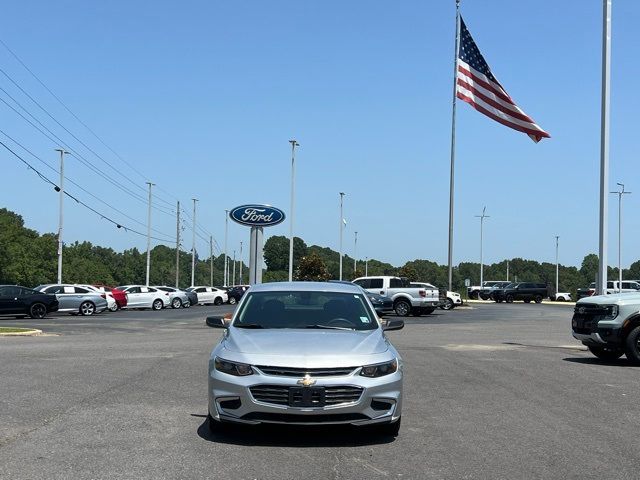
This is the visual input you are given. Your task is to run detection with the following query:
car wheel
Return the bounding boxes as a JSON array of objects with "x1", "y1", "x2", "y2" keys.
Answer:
[
  {"x1": 496, "y1": 299, "x2": 503, "y2": 303},
  {"x1": 171, "y1": 298, "x2": 182, "y2": 309},
  {"x1": 534, "y1": 295, "x2": 543, "y2": 304},
  {"x1": 588, "y1": 346, "x2": 624, "y2": 361},
  {"x1": 373, "y1": 417, "x2": 401, "y2": 437},
  {"x1": 524, "y1": 299, "x2": 531, "y2": 304},
  {"x1": 624, "y1": 326, "x2": 640, "y2": 365},
  {"x1": 440, "y1": 298, "x2": 454, "y2": 310},
  {"x1": 394, "y1": 299, "x2": 411, "y2": 317},
  {"x1": 479, "y1": 294, "x2": 489, "y2": 301},
  {"x1": 214, "y1": 297, "x2": 223, "y2": 306},
  {"x1": 152, "y1": 299, "x2": 164, "y2": 310},
  {"x1": 109, "y1": 303, "x2": 118, "y2": 312},
  {"x1": 229, "y1": 297, "x2": 237, "y2": 305},
  {"x1": 183, "y1": 301, "x2": 191, "y2": 308},
  {"x1": 506, "y1": 295, "x2": 514, "y2": 303},
  {"x1": 557, "y1": 296, "x2": 565, "y2": 302},
  {"x1": 80, "y1": 301, "x2": 96, "y2": 316},
  {"x1": 29, "y1": 303, "x2": 47, "y2": 319}
]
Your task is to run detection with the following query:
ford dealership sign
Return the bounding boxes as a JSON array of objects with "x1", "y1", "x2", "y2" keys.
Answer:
[{"x1": 229, "y1": 204, "x2": 285, "y2": 227}]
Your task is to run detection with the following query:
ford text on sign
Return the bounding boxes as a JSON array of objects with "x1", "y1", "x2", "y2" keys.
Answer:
[{"x1": 229, "y1": 205, "x2": 286, "y2": 227}]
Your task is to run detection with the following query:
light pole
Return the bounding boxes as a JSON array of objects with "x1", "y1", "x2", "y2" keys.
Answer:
[
  {"x1": 54, "y1": 148, "x2": 68, "y2": 284},
  {"x1": 610, "y1": 182, "x2": 631, "y2": 292},
  {"x1": 555, "y1": 236, "x2": 560, "y2": 295},
  {"x1": 339, "y1": 192, "x2": 346, "y2": 280},
  {"x1": 506, "y1": 260, "x2": 509, "y2": 282},
  {"x1": 224, "y1": 210, "x2": 229, "y2": 286},
  {"x1": 145, "y1": 182, "x2": 155, "y2": 286},
  {"x1": 232, "y1": 250, "x2": 236, "y2": 286},
  {"x1": 288, "y1": 139, "x2": 299, "y2": 281},
  {"x1": 365, "y1": 257, "x2": 368, "y2": 276},
  {"x1": 239, "y1": 241, "x2": 243, "y2": 284},
  {"x1": 475, "y1": 207, "x2": 490, "y2": 292},
  {"x1": 191, "y1": 198, "x2": 198, "y2": 287},
  {"x1": 354, "y1": 231, "x2": 358, "y2": 274}
]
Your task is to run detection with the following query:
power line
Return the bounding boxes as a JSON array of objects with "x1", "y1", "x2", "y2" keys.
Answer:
[
  {"x1": 0, "y1": 38, "x2": 178, "y2": 210},
  {"x1": 0, "y1": 139, "x2": 174, "y2": 243}
]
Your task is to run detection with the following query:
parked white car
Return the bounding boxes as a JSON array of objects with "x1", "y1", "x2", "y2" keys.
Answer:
[
  {"x1": 116, "y1": 285, "x2": 171, "y2": 310},
  {"x1": 411, "y1": 282, "x2": 462, "y2": 310},
  {"x1": 186, "y1": 286, "x2": 228, "y2": 306},
  {"x1": 552, "y1": 292, "x2": 572, "y2": 302},
  {"x1": 353, "y1": 276, "x2": 441, "y2": 316}
]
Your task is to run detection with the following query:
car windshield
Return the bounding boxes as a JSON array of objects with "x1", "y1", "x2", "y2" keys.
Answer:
[{"x1": 233, "y1": 291, "x2": 378, "y2": 330}]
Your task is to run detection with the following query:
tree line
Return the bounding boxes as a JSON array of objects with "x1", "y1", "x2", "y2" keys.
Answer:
[{"x1": 2, "y1": 208, "x2": 639, "y2": 295}]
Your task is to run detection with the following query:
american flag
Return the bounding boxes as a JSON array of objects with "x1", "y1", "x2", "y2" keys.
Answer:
[{"x1": 456, "y1": 17, "x2": 550, "y2": 143}]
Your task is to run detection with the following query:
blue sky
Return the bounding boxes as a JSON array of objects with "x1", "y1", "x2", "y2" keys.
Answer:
[{"x1": 1, "y1": 0, "x2": 638, "y2": 269}]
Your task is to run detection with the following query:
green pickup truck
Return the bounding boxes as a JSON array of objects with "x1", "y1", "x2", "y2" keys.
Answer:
[{"x1": 572, "y1": 292, "x2": 640, "y2": 363}]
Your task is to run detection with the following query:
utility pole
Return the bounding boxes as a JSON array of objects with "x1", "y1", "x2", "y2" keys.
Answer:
[
  {"x1": 506, "y1": 260, "x2": 509, "y2": 282},
  {"x1": 239, "y1": 241, "x2": 243, "y2": 284},
  {"x1": 288, "y1": 139, "x2": 299, "y2": 281},
  {"x1": 224, "y1": 210, "x2": 229, "y2": 286},
  {"x1": 339, "y1": 192, "x2": 345, "y2": 280},
  {"x1": 555, "y1": 236, "x2": 560, "y2": 295},
  {"x1": 145, "y1": 182, "x2": 155, "y2": 286},
  {"x1": 175, "y1": 201, "x2": 180, "y2": 288},
  {"x1": 610, "y1": 182, "x2": 631, "y2": 292},
  {"x1": 365, "y1": 257, "x2": 368, "y2": 276},
  {"x1": 597, "y1": 0, "x2": 612, "y2": 296},
  {"x1": 54, "y1": 148, "x2": 68, "y2": 284},
  {"x1": 191, "y1": 198, "x2": 198, "y2": 287},
  {"x1": 232, "y1": 250, "x2": 236, "y2": 285},
  {"x1": 210, "y1": 236, "x2": 214, "y2": 286},
  {"x1": 354, "y1": 231, "x2": 358, "y2": 274},
  {"x1": 475, "y1": 207, "x2": 490, "y2": 293}
]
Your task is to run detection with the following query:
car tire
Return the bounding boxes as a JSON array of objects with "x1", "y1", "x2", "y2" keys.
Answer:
[
  {"x1": 534, "y1": 295, "x2": 543, "y2": 304},
  {"x1": 394, "y1": 299, "x2": 411, "y2": 317},
  {"x1": 109, "y1": 303, "x2": 118, "y2": 312},
  {"x1": 588, "y1": 346, "x2": 624, "y2": 361},
  {"x1": 506, "y1": 295, "x2": 514, "y2": 303},
  {"x1": 624, "y1": 326, "x2": 640, "y2": 365},
  {"x1": 79, "y1": 301, "x2": 96, "y2": 316},
  {"x1": 524, "y1": 299, "x2": 531, "y2": 303},
  {"x1": 557, "y1": 296, "x2": 565, "y2": 302},
  {"x1": 29, "y1": 303, "x2": 47, "y2": 319},
  {"x1": 440, "y1": 298, "x2": 454, "y2": 310},
  {"x1": 171, "y1": 298, "x2": 182, "y2": 309},
  {"x1": 152, "y1": 299, "x2": 164, "y2": 311},
  {"x1": 214, "y1": 297, "x2": 223, "y2": 306},
  {"x1": 229, "y1": 297, "x2": 237, "y2": 305},
  {"x1": 374, "y1": 417, "x2": 401, "y2": 437}
]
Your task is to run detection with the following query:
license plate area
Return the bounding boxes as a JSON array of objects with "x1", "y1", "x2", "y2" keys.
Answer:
[{"x1": 289, "y1": 387, "x2": 326, "y2": 407}]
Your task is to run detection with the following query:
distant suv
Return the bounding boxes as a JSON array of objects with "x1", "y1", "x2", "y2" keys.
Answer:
[
  {"x1": 578, "y1": 281, "x2": 640, "y2": 299},
  {"x1": 572, "y1": 292, "x2": 640, "y2": 364},
  {"x1": 492, "y1": 282, "x2": 548, "y2": 303}
]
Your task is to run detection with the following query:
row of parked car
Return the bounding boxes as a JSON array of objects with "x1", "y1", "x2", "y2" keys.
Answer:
[{"x1": 0, "y1": 283, "x2": 250, "y2": 319}]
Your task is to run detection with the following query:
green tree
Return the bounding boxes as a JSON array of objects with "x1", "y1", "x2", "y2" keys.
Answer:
[
  {"x1": 263, "y1": 235, "x2": 307, "y2": 272},
  {"x1": 296, "y1": 252, "x2": 330, "y2": 281}
]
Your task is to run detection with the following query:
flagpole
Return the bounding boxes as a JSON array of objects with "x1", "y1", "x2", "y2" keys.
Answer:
[
  {"x1": 447, "y1": 0, "x2": 461, "y2": 292},
  {"x1": 597, "y1": 0, "x2": 611, "y2": 295}
]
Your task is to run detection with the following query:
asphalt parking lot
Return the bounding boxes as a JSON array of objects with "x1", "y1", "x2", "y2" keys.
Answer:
[{"x1": 1, "y1": 302, "x2": 637, "y2": 479}]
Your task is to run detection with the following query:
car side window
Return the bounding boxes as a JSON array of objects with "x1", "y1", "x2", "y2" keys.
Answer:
[
  {"x1": 353, "y1": 279, "x2": 368, "y2": 289},
  {"x1": 607, "y1": 281, "x2": 615, "y2": 289},
  {"x1": 128, "y1": 287, "x2": 140, "y2": 294},
  {"x1": 74, "y1": 287, "x2": 89, "y2": 294},
  {"x1": 196, "y1": 287, "x2": 206, "y2": 293},
  {"x1": 369, "y1": 279, "x2": 383, "y2": 289},
  {"x1": 45, "y1": 285, "x2": 63, "y2": 294}
]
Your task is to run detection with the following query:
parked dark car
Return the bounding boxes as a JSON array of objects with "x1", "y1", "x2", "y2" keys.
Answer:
[
  {"x1": 0, "y1": 285, "x2": 59, "y2": 319},
  {"x1": 225, "y1": 285, "x2": 249, "y2": 305},
  {"x1": 367, "y1": 292, "x2": 394, "y2": 316},
  {"x1": 493, "y1": 282, "x2": 548, "y2": 303}
]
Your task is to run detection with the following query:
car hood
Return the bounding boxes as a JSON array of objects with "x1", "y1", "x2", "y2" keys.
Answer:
[
  {"x1": 223, "y1": 328, "x2": 388, "y2": 360},
  {"x1": 579, "y1": 292, "x2": 640, "y2": 304}
]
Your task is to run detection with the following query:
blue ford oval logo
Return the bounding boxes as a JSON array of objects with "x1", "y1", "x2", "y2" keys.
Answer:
[{"x1": 229, "y1": 204, "x2": 286, "y2": 227}]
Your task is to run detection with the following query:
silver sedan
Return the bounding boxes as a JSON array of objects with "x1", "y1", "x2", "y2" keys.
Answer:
[
  {"x1": 34, "y1": 284, "x2": 108, "y2": 316},
  {"x1": 206, "y1": 281, "x2": 404, "y2": 436}
]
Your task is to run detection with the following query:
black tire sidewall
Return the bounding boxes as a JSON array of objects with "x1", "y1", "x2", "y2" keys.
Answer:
[
  {"x1": 153, "y1": 300, "x2": 163, "y2": 310},
  {"x1": 394, "y1": 300, "x2": 411, "y2": 317},
  {"x1": 624, "y1": 326, "x2": 640, "y2": 364},
  {"x1": 30, "y1": 303, "x2": 46, "y2": 319}
]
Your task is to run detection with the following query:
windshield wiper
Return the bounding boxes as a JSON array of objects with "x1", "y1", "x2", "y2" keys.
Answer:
[
  {"x1": 235, "y1": 323, "x2": 264, "y2": 329},
  {"x1": 305, "y1": 324, "x2": 354, "y2": 331}
]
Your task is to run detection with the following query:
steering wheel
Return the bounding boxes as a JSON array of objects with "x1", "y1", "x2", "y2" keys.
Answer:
[{"x1": 327, "y1": 317, "x2": 356, "y2": 327}]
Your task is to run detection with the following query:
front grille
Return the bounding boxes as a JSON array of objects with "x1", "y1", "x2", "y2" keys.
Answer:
[
  {"x1": 240, "y1": 412, "x2": 369, "y2": 423},
  {"x1": 255, "y1": 366, "x2": 356, "y2": 377},
  {"x1": 572, "y1": 304, "x2": 603, "y2": 334},
  {"x1": 574, "y1": 304, "x2": 607, "y2": 315},
  {"x1": 250, "y1": 385, "x2": 363, "y2": 407}
]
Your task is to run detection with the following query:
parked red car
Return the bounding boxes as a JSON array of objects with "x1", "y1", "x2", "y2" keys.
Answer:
[{"x1": 93, "y1": 285, "x2": 128, "y2": 310}]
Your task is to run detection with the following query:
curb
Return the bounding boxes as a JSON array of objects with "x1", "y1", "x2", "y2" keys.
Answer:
[{"x1": 0, "y1": 328, "x2": 43, "y2": 337}]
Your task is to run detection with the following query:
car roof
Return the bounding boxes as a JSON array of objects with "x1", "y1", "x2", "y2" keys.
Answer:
[{"x1": 248, "y1": 281, "x2": 362, "y2": 294}]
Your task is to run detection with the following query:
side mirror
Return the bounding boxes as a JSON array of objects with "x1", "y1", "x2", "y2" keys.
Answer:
[
  {"x1": 206, "y1": 316, "x2": 227, "y2": 328},
  {"x1": 383, "y1": 319, "x2": 404, "y2": 331}
]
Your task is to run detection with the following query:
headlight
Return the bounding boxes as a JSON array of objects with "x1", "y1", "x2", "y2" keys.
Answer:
[
  {"x1": 214, "y1": 357, "x2": 254, "y2": 376},
  {"x1": 360, "y1": 359, "x2": 398, "y2": 378},
  {"x1": 603, "y1": 305, "x2": 618, "y2": 320}
]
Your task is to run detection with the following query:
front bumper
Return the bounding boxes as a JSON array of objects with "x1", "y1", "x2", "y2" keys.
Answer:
[
  {"x1": 571, "y1": 315, "x2": 622, "y2": 346},
  {"x1": 208, "y1": 366, "x2": 403, "y2": 426},
  {"x1": 416, "y1": 299, "x2": 440, "y2": 308}
]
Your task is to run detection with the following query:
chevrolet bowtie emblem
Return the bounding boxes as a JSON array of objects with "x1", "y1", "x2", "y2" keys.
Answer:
[{"x1": 297, "y1": 374, "x2": 316, "y2": 387}]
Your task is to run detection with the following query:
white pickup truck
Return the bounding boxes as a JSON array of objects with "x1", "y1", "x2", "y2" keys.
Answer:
[{"x1": 353, "y1": 276, "x2": 441, "y2": 316}]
